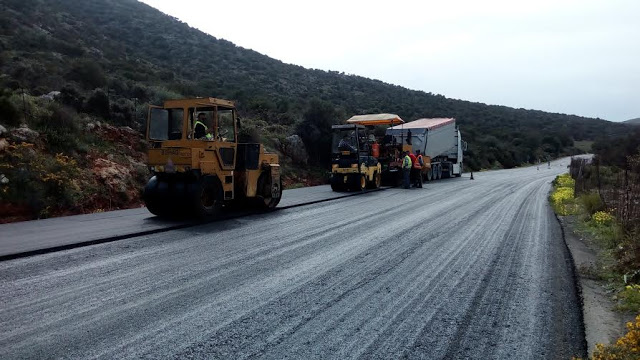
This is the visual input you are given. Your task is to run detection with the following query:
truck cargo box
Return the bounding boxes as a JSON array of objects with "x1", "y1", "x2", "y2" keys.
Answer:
[{"x1": 386, "y1": 118, "x2": 457, "y2": 159}]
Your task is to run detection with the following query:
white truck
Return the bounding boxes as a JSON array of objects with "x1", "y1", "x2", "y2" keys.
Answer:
[{"x1": 385, "y1": 118, "x2": 466, "y2": 180}]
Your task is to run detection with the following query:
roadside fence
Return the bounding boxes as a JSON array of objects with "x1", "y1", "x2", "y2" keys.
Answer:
[{"x1": 570, "y1": 156, "x2": 640, "y2": 231}]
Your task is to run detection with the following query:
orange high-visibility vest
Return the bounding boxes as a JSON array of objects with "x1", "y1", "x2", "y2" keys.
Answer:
[
  {"x1": 371, "y1": 143, "x2": 380, "y2": 158},
  {"x1": 413, "y1": 154, "x2": 423, "y2": 169}
]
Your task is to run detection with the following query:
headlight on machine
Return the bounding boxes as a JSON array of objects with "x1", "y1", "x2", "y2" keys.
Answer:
[{"x1": 351, "y1": 164, "x2": 358, "y2": 168}]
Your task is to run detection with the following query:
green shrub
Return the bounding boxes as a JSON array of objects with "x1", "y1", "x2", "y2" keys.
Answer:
[
  {"x1": 32, "y1": 102, "x2": 82, "y2": 154},
  {"x1": 85, "y1": 88, "x2": 110, "y2": 119},
  {"x1": 0, "y1": 143, "x2": 86, "y2": 218},
  {"x1": 65, "y1": 59, "x2": 107, "y2": 90},
  {"x1": 580, "y1": 192, "x2": 605, "y2": 215},
  {"x1": 0, "y1": 93, "x2": 21, "y2": 127}
]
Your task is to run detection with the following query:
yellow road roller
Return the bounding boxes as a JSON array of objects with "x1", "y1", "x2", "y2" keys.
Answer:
[{"x1": 143, "y1": 97, "x2": 281, "y2": 218}]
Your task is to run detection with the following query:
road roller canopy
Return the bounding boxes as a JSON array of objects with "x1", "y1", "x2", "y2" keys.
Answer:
[
  {"x1": 147, "y1": 97, "x2": 237, "y2": 142},
  {"x1": 346, "y1": 114, "x2": 404, "y2": 126}
]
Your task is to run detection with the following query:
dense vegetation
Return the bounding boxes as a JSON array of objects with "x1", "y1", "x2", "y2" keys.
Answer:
[
  {"x1": 552, "y1": 129, "x2": 640, "y2": 359},
  {"x1": 0, "y1": 0, "x2": 631, "y2": 220}
]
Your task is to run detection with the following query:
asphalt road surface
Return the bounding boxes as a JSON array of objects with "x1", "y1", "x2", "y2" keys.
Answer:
[
  {"x1": 0, "y1": 160, "x2": 586, "y2": 359},
  {"x1": 0, "y1": 184, "x2": 380, "y2": 259}
]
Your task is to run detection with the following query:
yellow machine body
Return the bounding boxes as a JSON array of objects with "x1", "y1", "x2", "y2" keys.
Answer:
[{"x1": 143, "y1": 97, "x2": 282, "y2": 217}]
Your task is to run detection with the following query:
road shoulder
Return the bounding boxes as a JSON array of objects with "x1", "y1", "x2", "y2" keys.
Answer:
[{"x1": 558, "y1": 215, "x2": 632, "y2": 356}]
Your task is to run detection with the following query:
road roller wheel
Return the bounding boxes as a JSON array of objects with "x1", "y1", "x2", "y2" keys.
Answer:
[
  {"x1": 368, "y1": 172, "x2": 381, "y2": 189},
  {"x1": 257, "y1": 172, "x2": 282, "y2": 209},
  {"x1": 330, "y1": 175, "x2": 345, "y2": 192},
  {"x1": 143, "y1": 176, "x2": 169, "y2": 217},
  {"x1": 193, "y1": 176, "x2": 223, "y2": 219},
  {"x1": 356, "y1": 174, "x2": 366, "y2": 191}
]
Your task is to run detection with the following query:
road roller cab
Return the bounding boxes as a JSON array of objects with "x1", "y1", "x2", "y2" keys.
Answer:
[
  {"x1": 143, "y1": 97, "x2": 282, "y2": 218},
  {"x1": 330, "y1": 124, "x2": 382, "y2": 191}
]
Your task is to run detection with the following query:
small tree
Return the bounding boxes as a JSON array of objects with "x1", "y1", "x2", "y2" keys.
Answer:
[
  {"x1": 66, "y1": 60, "x2": 107, "y2": 90},
  {"x1": 296, "y1": 98, "x2": 337, "y2": 166},
  {"x1": 85, "y1": 88, "x2": 110, "y2": 120},
  {"x1": 0, "y1": 90, "x2": 20, "y2": 127}
]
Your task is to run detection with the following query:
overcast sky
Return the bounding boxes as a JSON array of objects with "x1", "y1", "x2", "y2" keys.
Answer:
[{"x1": 140, "y1": 0, "x2": 639, "y2": 122}]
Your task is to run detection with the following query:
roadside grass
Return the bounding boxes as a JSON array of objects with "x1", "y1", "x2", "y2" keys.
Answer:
[{"x1": 551, "y1": 173, "x2": 640, "y2": 359}]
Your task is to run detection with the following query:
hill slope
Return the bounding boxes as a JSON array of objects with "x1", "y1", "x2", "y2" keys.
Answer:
[
  {"x1": 0, "y1": 0, "x2": 630, "y2": 220},
  {"x1": 624, "y1": 118, "x2": 640, "y2": 125}
]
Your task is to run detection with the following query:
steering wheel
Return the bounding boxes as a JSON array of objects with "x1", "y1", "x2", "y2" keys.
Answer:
[{"x1": 217, "y1": 129, "x2": 229, "y2": 141}]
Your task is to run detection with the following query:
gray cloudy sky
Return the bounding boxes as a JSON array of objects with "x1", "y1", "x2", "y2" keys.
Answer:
[{"x1": 140, "y1": 0, "x2": 639, "y2": 122}]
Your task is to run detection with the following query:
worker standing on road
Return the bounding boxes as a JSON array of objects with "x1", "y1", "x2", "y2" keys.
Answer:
[
  {"x1": 408, "y1": 151, "x2": 417, "y2": 187},
  {"x1": 414, "y1": 150, "x2": 424, "y2": 188},
  {"x1": 402, "y1": 151, "x2": 412, "y2": 189}
]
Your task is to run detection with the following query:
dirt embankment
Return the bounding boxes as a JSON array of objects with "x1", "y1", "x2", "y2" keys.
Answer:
[{"x1": 0, "y1": 123, "x2": 148, "y2": 223}]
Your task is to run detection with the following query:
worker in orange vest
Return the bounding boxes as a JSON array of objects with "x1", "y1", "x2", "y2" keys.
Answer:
[
  {"x1": 408, "y1": 151, "x2": 417, "y2": 186},
  {"x1": 413, "y1": 150, "x2": 424, "y2": 188}
]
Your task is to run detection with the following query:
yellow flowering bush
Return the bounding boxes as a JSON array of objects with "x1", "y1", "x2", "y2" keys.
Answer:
[
  {"x1": 552, "y1": 187, "x2": 575, "y2": 204},
  {"x1": 556, "y1": 173, "x2": 576, "y2": 188},
  {"x1": 592, "y1": 315, "x2": 640, "y2": 360},
  {"x1": 550, "y1": 173, "x2": 578, "y2": 215},
  {"x1": 593, "y1": 211, "x2": 615, "y2": 226}
]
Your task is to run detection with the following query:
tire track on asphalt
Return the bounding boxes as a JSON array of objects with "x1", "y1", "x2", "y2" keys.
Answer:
[{"x1": 0, "y1": 160, "x2": 584, "y2": 359}]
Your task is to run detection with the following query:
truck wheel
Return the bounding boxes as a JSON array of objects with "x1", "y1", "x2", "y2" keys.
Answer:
[
  {"x1": 436, "y1": 165, "x2": 442, "y2": 180},
  {"x1": 194, "y1": 176, "x2": 223, "y2": 219},
  {"x1": 425, "y1": 168, "x2": 433, "y2": 182},
  {"x1": 368, "y1": 172, "x2": 381, "y2": 189},
  {"x1": 442, "y1": 163, "x2": 451, "y2": 179}
]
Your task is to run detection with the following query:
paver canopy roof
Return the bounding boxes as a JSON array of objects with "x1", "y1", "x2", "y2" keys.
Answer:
[{"x1": 346, "y1": 114, "x2": 404, "y2": 126}]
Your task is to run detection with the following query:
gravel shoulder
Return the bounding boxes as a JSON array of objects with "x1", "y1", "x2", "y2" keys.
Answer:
[{"x1": 558, "y1": 215, "x2": 634, "y2": 356}]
